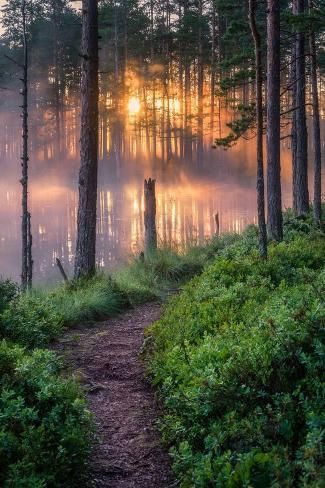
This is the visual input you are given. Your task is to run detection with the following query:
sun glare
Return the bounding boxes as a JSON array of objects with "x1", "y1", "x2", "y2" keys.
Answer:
[{"x1": 128, "y1": 97, "x2": 140, "y2": 115}]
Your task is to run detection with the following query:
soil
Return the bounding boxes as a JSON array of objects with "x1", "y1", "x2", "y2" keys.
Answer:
[{"x1": 55, "y1": 303, "x2": 177, "y2": 488}]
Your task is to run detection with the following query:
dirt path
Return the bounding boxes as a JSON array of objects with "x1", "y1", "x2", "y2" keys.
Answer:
[{"x1": 56, "y1": 303, "x2": 176, "y2": 488}]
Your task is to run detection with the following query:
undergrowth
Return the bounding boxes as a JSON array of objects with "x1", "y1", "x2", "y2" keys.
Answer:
[
  {"x1": 0, "y1": 210, "x2": 323, "y2": 486},
  {"x1": 146, "y1": 223, "x2": 325, "y2": 487},
  {"x1": 0, "y1": 341, "x2": 91, "y2": 487}
]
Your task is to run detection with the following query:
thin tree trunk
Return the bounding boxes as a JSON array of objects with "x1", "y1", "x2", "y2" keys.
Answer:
[
  {"x1": 74, "y1": 0, "x2": 99, "y2": 279},
  {"x1": 114, "y1": 0, "x2": 119, "y2": 83},
  {"x1": 292, "y1": 0, "x2": 309, "y2": 215},
  {"x1": 184, "y1": 0, "x2": 192, "y2": 161},
  {"x1": 210, "y1": 0, "x2": 216, "y2": 135},
  {"x1": 21, "y1": 0, "x2": 32, "y2": 289},
  {"x1": 308, "y1": 0, "x2": 322, "y2": 224},
  {"x1": 291, "y1": 34, "x2": 297, "y2": 201},
  {"x1": 123, "y1": 0, "x2": 128, "y2": 81},
  {"x1": 249, "y1": 0, "x2": 267, "y2": 258},
  {"x1": 266, "y1": 0, "x2": 283, "y2": 241},
  {"x1": 197, "y1": 0, "x2": 204, "y2": 165}
]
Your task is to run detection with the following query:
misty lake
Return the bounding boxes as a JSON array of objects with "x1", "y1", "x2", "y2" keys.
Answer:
[{"x1": 0, "y1": 94, "x2": 323, "y2": 283}]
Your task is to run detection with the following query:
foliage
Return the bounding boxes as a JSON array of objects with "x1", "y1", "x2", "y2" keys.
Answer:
[
  {"x1": 0, "y1": 294, "x2": 64, "y2": 349},
  {"x1": 0, "y1": 213, "x2": 322, "y2": 487},
  {"x1": 214, "y1": 104, "x2": 256, "y2": 149},
  {"x1": 146, "y1": 230, "x2": 325, "y2": 487},
  {"x1": 0, "y1": 279, "x2": 19, "y2": 314},
  {"x1": 0, "y1": 340, "x2": 91, "y2": 487}
]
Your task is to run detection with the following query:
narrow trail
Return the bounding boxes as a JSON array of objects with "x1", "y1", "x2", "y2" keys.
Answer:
[{"x1": 56, "y1": 303, "x2": 176, "y2": 488}]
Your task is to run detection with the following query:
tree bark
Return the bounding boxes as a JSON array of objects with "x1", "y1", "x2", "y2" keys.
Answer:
[
  {"x1": 308, "y1": 0, "x2": 322, "y2": 224},
  {"x1": 292, "y1": 0, "x2": 309, "y2": 215},
  {"x1": 184, "y1": 0, "x2": 192, "y2": 161},
  {"x1": 197, "y1": 0, "x2": 204, "y2": 165},
  {"x1": 210, "y1": 0, "x2": 216, "y2": 135},
  {"x1": 21, "y1": 0, "x2": 32, "y2": 290},
  {"x1": 266, "y1": 0, "x2": 283, "y2": 241},
  {"x1": 249, "y1": 0, "x2": 267, "y2": 258},
  {"x1": 144, "y1": 178, "x2": 157, "y2": 256},
  {"x1": 74, "y1": 0, "x2": 99, "y2": 279}
]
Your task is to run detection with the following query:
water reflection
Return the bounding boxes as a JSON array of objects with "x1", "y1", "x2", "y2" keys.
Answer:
[{"x1": 0, "y1": 93, "x2": 322, "y2": 283}]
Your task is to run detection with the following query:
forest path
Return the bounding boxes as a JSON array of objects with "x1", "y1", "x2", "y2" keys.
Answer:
[{"x1": 55, "y1": 303, "x2": 176, "y2": 488}]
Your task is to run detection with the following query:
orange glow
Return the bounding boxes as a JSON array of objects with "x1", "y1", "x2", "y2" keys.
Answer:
[{"x1": 128, "y1": 97, "x2": 140, "y2": 115}]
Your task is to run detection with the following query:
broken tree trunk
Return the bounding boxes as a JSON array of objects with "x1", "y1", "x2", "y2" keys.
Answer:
[
  {"x1": 56, "y1": 258, "x2": 69, "y2": 283},
  {"x1": 214, "y1": 213, "x2": 220, "y2": 237},
  {"x1": 144, "y1": 178, "x2": 157, "y2": 257}
]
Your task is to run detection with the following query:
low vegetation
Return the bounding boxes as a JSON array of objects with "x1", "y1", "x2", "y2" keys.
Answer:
[
  {"x1": 0, "y1": 212, "x2": 323, "y2": 486},
  {"x1": 0, "y1": 224, "x2": 241, "y2": 486},
  {"x1": 146, "y1": 221, "x2": 325, "y2": 487},
  {"x1": 0, "y1": 281, "x2": 91, "y2": 486},
  {"x1": 0, "y1": 341, "x2": 91, "y2": 487}
]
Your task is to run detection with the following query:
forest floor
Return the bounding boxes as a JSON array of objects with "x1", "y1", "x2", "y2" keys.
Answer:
[{"x1": 55, "y1": 302, "x2": 176, "y2": 488}]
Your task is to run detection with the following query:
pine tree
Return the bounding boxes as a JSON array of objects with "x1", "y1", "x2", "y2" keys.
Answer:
[
  {"x1": 248, "y1": 0, "x2": 267, "y2": 258},
  {"x1": 266, "y1": 0, "x2": 283, "y2": 241},
  {"x1": 292, "y1": 0, "x2": 309, "y2": 216},
  {"x1": 74, "y1": 0, "x2": 99, "y2": 278}
]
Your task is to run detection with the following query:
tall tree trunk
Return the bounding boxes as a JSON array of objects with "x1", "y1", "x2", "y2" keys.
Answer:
[
  {"x1": 248, "y1": 0, "x2": 267, "y2": 258},
  {"x1": 74, "y1": 0, "x2": 99, "y2": 279},
  {"x1": 184, "y1": 0, "x2": 192, "y2": 161},
  {"x1": 210, "y1": 0, "x2": 216, "y2": 135},
  {"x1": 21, "y1": 0, "x2": 32, "y2": 289},
  {"x1": 197, "y1": 0, "x2": 204, "y2": 164},
  {"x1": 123, "y1": 0, "x2": 128, "y2": 81},
  {"x1": 266, "y1": 0, "x2": 283, "y2": 241},
  {"x1": 308, "y1": 0, "x2": 322, "y2": 224},
  {"x1": 114, "y1": 0, "x2": 119, "y2": 83},
  {"x1": 291, "y1": 35, "x2": 297, "y2": 201},
  {"x1": 292, "y1": 0, "x2": 309, "y2": 215},
  {"x1": 52, "y1": 0, "x2": 61, "y2": 158}
]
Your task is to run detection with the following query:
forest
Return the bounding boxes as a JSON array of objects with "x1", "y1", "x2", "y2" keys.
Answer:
[{"x1": 0, "y1": 0, "x2": 324, "y2": 486}]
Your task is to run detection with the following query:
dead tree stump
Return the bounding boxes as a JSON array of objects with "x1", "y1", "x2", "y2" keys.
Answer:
[
  {"x1": 144, "y1": 178, "x2": 157, "y2": 257},
  {"x1": 214, "y1": 212, "x2": 220, "y2": 237}
]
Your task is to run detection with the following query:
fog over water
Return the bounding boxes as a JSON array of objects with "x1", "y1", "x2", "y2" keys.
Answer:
[
  {"x1": 0, "y1": 1, "x2": 323, "y2": 283},
  {"x1": 2, "y1": 92, "x2": 322, "y2": 284}
]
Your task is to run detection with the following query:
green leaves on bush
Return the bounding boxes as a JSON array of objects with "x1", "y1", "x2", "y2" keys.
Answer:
[
  {"x1": 0, "y1": 340, "x2": 91, "y2": 487},
  {"x1": 147, "y1": 233, "x2": 325, "y2": 487},
  {"x1": 0, "y1": 295, "x2": 64, "y2": 348},
  {"x1": 0, "y1": 279, "x2": 19, "y2": 314}
]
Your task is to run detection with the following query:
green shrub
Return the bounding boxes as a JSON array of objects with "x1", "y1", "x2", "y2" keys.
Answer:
[
  {"x1": 0, "y1": 295, "x2": 64, "y2": 348},
  {"x1": 0, "y1": 279, "x2": 19, "y2": 314},
  {"x1": 0, "y1": 340, "x2": 91, "y2": 487},
  {"x1": 147, "y1": 233, "x2": 325, "y2": 487}
]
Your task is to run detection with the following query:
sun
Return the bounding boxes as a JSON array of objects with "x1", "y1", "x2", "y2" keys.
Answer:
[{"x1": 128, "y1": 97, "x2": 140, "y2": 115}]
